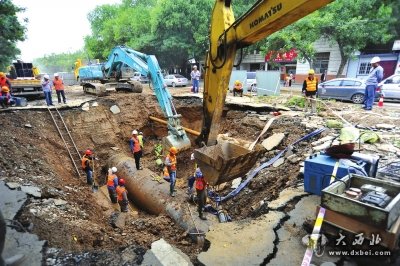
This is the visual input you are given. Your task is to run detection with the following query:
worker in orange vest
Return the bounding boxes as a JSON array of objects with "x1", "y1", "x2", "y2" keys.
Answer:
[
  {"x1": 302, "y1": 69, "x2": 318, "y2": 114},
  {"x1": 107, "y1": 167, "x2": 119, "y2": 203},
  {"x1": 233, "y1": 80, "x2": 243, "y2": 97},
  {"x1": 116, "y1": 179, "x2": 129, "y2": 212},
  {"x1": 164, "y1": 146, "x2": 178, "y2": 197},
  {"x1": 195, "y1": 168, "x2": 207, "y2": 220},
  {"x1": 81, "y1": 149, "x2": 96, "y2": 185},
  {"x1": 0, "y1": 86, "x2": 11, "y2": 108},
  {"x1": 53, "y1": 73, "x2": 67, "y2": 104},
  {"x1": 130, "y1": 130, "x2": 143, "y2": 170},
  {"x1": 0, "y1": 72, "x2": 12, "y2": 91}
]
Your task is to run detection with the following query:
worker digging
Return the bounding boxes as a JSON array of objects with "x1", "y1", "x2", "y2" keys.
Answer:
[{"x1": 1, "y1": 0, "x2": 400, "y2": 265}]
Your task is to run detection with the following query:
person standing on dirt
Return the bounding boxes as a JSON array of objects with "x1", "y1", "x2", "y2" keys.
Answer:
[
  {"x1": 53, "y1": 73, "x2": 67, "y2": 104},
  {"x1": 138, "y1": 131, "x2": 144, "y2": 150},
  {"x1": 42, "y1": 74, "x2": 53, "y2": 106},
  {"x1": 363, "y1": 56, "x2": 383, "y2": 111},
  {"x1": 195, "y1": 168, "x2": 207, "y2": 220},
  {"x1": 187, "y1": 153, "x2": 197, "y2": 195},
  {"x1": 107, "y1": 167, "x2": 119, "y2": 203},
  {"x1": 81, "y1": 149, "x2": 95, "y2": 185},
  {"x1": 130, "y1": 130, "x2": 143, "y2": 170},
  {"x1": 116, "y1": 179, "x2": 129, "y2": 212},
  {"x1": 302, "y1": 69, "x2": 318, "y2": 114},
  {"x1": 190, "y1": 65, "x2": 200, "y2": 93},
  {"x1": 164, "y1": 146, "x2": 178, "y2": 197}
]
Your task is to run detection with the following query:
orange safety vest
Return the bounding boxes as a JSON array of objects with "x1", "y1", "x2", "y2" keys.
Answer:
[
  {"x1": 53, "y1": 78, "x2": 64, "y2": 90},
  {"x1": 195, "y1": 176, "x2": 206, "y2": 190},
  {"x1": 131, "y1": 136, "x2": 141, "y2": 152},
  {"x1": 305, "y1": 78, "x2": 318, "y2": 92},
  {"x1": 81, "y1": 156, "x2": 89, "y2": 169},
  {"x1": 234, "y1": 83, "x2": 242, "y2": 91},
  {"x1": 166, "y1": 154, "x2": 177, "y2": 171},
  {"x1": 107, "y1": 174, "x2": 117, "y2": 187},
  {"x1": 0, "y1": 77, "x2": 9, "y2": 88},
  {"x1": 116, "y1": 186, "x2": 128, "y2": 201}
]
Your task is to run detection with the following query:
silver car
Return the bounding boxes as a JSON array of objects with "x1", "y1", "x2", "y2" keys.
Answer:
[
  {"x1": 164, "y1": 74, "x2": 189, "y2": 87},
  {"x1": 378, "y1": 74, "x2": 400, "y2": 100},
  {"x1": 318, "y1": 78, "x2": 380, "y2": 104}
]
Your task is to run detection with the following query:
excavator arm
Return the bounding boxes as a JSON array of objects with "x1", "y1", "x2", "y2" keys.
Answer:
[
  {"x1": 103, "y1": 46, "x2": 191, "y2": 151},
  {"x1": 199, "y1": 0, "x2": 333, "y2": 146},
  {"x1": 195, "y1": 0, "x2": 333, "y2": 185}
]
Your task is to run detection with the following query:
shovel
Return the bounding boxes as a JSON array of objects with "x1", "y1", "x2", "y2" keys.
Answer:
[{"x1": 91, "y1": 159, "x2": 99, "y2": 192}]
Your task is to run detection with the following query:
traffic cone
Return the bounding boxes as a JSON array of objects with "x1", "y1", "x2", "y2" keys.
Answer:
[{"x1": 378, "y1": 96, "x2": 384, "y2": 108}]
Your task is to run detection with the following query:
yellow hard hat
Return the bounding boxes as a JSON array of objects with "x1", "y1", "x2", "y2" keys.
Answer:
[
  {"x1": 308, "y1": 69, "x2": 315, "y2": 75},
  {"x1": 0, "y1": 72, "x2": 5, "y2": 78}
]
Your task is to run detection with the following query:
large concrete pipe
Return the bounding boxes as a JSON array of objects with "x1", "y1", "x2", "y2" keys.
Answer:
[{"x1": 107, "y1": 154, "x2": 210, "y2": 232}]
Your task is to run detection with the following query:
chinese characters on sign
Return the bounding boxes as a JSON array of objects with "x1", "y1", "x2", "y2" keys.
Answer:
[{"x1": 335, "y1": 233, "x2": 381, "y2": 246}]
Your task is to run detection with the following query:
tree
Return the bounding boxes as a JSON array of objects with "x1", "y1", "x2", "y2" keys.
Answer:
[
  {"x1": 33, "y1": 50, "x2": 86, "y2": 74},
  {"x1": 0, "y1": 0, "x2": 26, "y2": 71},
  {"x1": 319, "y1": 0, "x2": 394, "y2": 77},
  {"x1": 261, "y1": 14, "x2": 322, "y2": 68}
]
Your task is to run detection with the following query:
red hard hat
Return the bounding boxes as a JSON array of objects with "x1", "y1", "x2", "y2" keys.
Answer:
[
  {"x1": 85, "y1": 149, "x2": 92, "y2": 155},
  {"x1": 118, "y1": 179, "x2": 125, "y2": 186}
]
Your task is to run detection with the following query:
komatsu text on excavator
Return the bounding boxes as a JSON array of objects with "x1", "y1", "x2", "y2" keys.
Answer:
[{"x1": 195, "y1": 0, "x2": 333, "y2": 186}]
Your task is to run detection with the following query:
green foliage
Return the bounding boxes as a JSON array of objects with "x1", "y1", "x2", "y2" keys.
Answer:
[
  {"x1": 285, "y1": 96, "x2": 305, "y2": 108},
  {"x1": 0, "y1": 0, "x2": 26, "y2": 71},
  {"x1": 33, "y1": 50, "x2": 86, "y2": 74},
  {"x1": 319, "y1": 0, "x2": 394, "y2": 76}
]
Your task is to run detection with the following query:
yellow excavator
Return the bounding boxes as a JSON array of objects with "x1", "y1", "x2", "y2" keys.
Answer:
[{"x1": 195, "y1": 0, "x2": 333, "y2": 186}]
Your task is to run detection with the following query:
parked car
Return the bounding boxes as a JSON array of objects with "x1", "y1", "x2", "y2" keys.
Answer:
[
  {"x1": 164, "y1": 74, "x2": 188, "y2": 87},
  {"x1": 378, "y1": 74, "x2": 400, "y2": 100},
  {"x1": 131, "y1": 72, "x2": 149, "y2": 83},
  {"x1": 318, "y1": 78, "x2": 380, "y2": 104},
  {"x1": 246, "y1": 72, "x2": 257, "y2": 92}
]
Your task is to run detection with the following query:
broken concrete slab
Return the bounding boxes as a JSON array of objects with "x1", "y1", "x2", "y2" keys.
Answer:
[
  {"x1": 198, "y1": 211, "x2": 285, "y2": 266},
  {"x1": 91, "y1": 102, "x2": 98, "y2": 107},
  {"x1": 311, "y1": 136, "x2": 335, "y2": 147},
  {"x1": 81, "y1": 102, "x2": 90, "y2": 111},
  {"x1": 142, "y1": 238, "x2": 193, "y2": 266},
  {"x1": 6, "y1": 182, "x2": 21, "y2": 189},
  {"x1": 376, "y1": 124, "x2": 396, "y2": 130},
  {"x1": 262, "y1": 133, "x2": 285, "y2": 151},
  {"x1": 114, "y1": 212, "x2": 127, "y2": 229},
  {"x1": 0, "y1": 181, "x2": 27, "y2": 220},
  {"x1": 268, "y1": 187, "x2": 308, "y2": 210},
  {"x1": 273, "y1": 158, "x2": 285, "y2": 168},
  {"x1": 377, "y1": 144, "x2": 399, "y2": 153},
  {"x1": 287, "y1": 154, "x2": 300, "y2": 164},
  {"x1": 21, "y1": 185, "x2": 42, "y2": 198},
  {"x1": 268, "y1": 196, "x2": 340, "y2": 266},
  {"x1": 54, "y1": 199, "x2": 68, "y2": 206},
  {"x1": 110, "y1": 105, "x2": 121, "y2": 114},
  {"x1": 24, "y1": 123, "x2": 32, "y2": 128},
  {"x1": 231, "y1": 177, "x2": 242, "y2": 189},
  {"x1": 3, "y1": 228, "x2": 46, "y2": 266}
]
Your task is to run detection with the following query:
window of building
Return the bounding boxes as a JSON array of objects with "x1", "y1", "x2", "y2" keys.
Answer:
[
  {"x1": 358, "y1": 62, "x2": 372, "y2": 75},
  {"x1": 314, "y1": 52, "x2": 330, "y2": 74}
]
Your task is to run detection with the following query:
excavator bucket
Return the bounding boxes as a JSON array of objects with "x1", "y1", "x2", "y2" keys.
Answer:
[
  {"x1": 82, "y1": 83, "x2": 107, "y2": 96},
  {"x1": 194, "y1": 142, "x2": 264, "y2": 186},
  {"x1": 163, "y1": 134, "x2": 192, "y2": 153}
]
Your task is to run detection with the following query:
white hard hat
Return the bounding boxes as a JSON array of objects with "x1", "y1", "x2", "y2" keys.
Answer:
[
  {"x1": 370, "y1": 56, "x2": 381, "y2": 64},
  {"x1": 54, "y1": 73, "x2": 59, "y2": 77},
  {"x1": 132, "y1": 130, "x2": 138, "y2": 135},
  {"x1": 43, "y1": 74, "x2": 49, "y2": 79},
  {"x1": 191, "y1": 153, "x2": 195, "y2": 161},
  {"x1": 111, "y1": 167, "x2": 117, "y2": 173},
  {"x1": 139, "y1": 131, "x2": 143, "y2": 135}
]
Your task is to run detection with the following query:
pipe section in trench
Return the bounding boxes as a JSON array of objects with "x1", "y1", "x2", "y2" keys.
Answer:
[{"x1": 107, "y1": 154, "x2": 207, "y2": 232}]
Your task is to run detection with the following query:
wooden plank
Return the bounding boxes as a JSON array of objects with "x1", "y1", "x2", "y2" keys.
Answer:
[{"x1": 316, "y1": 206, "x2": 400, "y2": 251}]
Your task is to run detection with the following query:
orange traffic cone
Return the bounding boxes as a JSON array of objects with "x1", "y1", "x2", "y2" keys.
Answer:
[{"x1": 378, "y1": 96, "x2": 384, "y2": 108}]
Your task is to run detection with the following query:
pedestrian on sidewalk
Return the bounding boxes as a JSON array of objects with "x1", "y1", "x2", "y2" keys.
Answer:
[
  {"x1": 302, "y1": 69, "x2": 318, "y2": 114},
  {"x1": 321, "y1": 70, "x2": 327, "y2": 83},
  {"x1": 363, "y1": 57, "x2": 383, "y2": 111},
  {"x1": 289, "y1": 72, "x2": 294, "y2": 87},
  {"x1": 81, "y1": 149, "x2": 96, "y2": 185},
  {"x1": 42, "y1": 74, "x2": 54, "y2": 106},
  {"x1": 195, "y1": 168, "x2": 207, "y2": 220},
  {"x1": 190, "y1": 65, "x2": 200, "y2": 93},
  {"x1": 164, "y1": 146, "x2": 178, "y2": 197},
  {"x1": 107, "y1": 167, "x2": 119, "y2": 203},
  {"x1": 53, "y1": 73, "x2": 67, "y2": 104},
  {"x1": 116, "y1": 179, "x2": 129, "y2": 212},
  {"x1": 130, "y1": 130, "x2": 143, "y2": 170}
]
